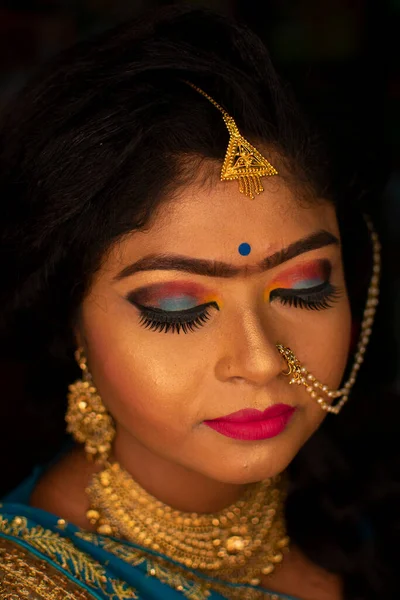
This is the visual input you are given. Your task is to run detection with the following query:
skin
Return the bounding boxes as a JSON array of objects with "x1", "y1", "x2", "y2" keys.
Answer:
[
  {"x1": 32, "y1": 166, "x2": 350, "y2": 599},
  {"x1": 76, "y1": 168, "x2": 351, "y2": 504}
]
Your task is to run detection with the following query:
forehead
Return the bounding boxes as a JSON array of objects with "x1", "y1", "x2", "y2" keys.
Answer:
[{"x1": 106, "y1": 176, "x2": 338, "y2": 272}]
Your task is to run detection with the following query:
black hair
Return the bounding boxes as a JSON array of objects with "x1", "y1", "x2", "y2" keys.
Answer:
[{"x1": 0, "y1": 6, "x2": 398, "y2": 599}]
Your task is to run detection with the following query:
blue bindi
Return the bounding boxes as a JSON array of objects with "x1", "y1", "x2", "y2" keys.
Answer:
[{"x1": 238, "y1": 242, "x2": 251, "y2": 256}]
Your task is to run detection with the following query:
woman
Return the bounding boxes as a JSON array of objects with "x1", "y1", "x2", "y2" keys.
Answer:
[{"x1": 0, "y1": 6, "x2": 397, "y2": 599}]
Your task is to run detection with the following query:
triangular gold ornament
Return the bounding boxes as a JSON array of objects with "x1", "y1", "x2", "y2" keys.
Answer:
[
  {"x1": 221, "y1": 116, "x2": 278, "y2": 199},
  {"x1": 186, "y1": 82, "x2": 278, "y2": 199}
]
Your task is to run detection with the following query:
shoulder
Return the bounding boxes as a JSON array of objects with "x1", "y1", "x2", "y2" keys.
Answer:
[
  {"x1": 0, "y1": 534, "x2": 97, "y2": 599},
  {"x1": 30, "y1": 446, "x2": 99, "y2": 529},
  {"x1": 0, "y1": 512, "x2": 142, "y2": 600}
]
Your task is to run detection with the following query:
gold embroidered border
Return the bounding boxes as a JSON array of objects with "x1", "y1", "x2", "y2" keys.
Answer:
[
  {"x1": 0, "y1": 537, "x2": 95, "y2": 599},
  {"x1": 76, "y1": 532, "x2": 212, "y2": 600},
  {"x1": 81, "y1": 533, "x2": 284, "y2": 600},
  {"x1": 0, "y1": 515, "x2": 138, "y2": 600},
  {"x1": 98, "y1": 536, "x2": 282, "y2": 600}
]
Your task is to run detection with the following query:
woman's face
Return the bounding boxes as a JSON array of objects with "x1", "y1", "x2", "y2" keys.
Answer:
[{"x1": 78, "y1": 172, "x2": 352, "y2": 484}]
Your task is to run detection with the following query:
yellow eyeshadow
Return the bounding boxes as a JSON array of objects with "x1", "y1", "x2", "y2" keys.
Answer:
[
  {"x1": 263, "y1": 281, "x2": 285, "y2": 303},
  {"x1": 203, "y1": 294, "x2": 223, "y2": 309}
]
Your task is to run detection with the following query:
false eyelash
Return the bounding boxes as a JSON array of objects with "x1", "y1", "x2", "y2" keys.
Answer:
[
  {"x1": 273, "y1": 283, "x2": 341, "y2": 311},
  {"x1": 137, "y1": 304, "x2": 215, "y2": 334}
]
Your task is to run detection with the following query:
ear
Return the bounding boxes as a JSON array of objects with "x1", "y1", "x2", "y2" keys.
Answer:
[{"x1": 73, "y1": 325, "x2": 84, "y2": 350}]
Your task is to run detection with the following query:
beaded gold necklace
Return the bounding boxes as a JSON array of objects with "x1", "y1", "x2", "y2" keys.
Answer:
[{"x1": 86, "y1": 462, "x2": 289, "y2": 590}]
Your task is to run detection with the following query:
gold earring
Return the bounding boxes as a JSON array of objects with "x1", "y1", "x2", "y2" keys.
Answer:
[{"x1": 65, "y1": 347, "x2": 115, "y2": 463}]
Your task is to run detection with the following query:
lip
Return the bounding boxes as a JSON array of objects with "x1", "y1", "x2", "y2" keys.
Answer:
[{"x1": 203, "y1": 404, "x2": 296, "y2": 441}]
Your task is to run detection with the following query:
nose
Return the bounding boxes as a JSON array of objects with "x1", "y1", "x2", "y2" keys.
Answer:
[{"x1": 214, "y1": 310, "x2": 284, "y2": 387}]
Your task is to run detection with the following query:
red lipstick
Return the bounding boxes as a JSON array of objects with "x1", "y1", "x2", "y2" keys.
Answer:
[{"x1": 204, "y1": 404, "x2": 296, "y2": 441}]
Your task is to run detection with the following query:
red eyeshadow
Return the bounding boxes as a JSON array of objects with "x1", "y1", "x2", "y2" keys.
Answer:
[{"x1": 270, "y1": 259, "x2": 330, "y2": 287}]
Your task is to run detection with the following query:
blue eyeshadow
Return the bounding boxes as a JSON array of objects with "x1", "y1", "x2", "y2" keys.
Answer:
[{"x1": 158, "y1": 295, "x2": 198, "y2": 311}]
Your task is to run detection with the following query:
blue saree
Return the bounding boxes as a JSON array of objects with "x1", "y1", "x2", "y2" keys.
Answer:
[{"x1": 0, "y1": 465, "x2": 301, "y2": 600}]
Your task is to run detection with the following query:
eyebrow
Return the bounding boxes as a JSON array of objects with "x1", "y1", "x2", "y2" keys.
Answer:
[{"x1": 114, "y1": 230, "x2": 339, "y2": 280}]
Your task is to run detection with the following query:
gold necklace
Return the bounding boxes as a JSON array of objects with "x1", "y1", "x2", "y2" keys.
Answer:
[{"x1": 86, "y1": 462, "x2": 289, "y2": 588}]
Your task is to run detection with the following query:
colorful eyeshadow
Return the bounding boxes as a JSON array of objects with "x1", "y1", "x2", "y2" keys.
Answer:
[
  {"x1": 128, "y1": 281, "x2": 221, "y2": 311},
  {"x1": 238, "y1": 243, "x2": 251, "y2": 256},
  {"x1": 264, "y1": 260, "x2": 331, "y2": 301}
]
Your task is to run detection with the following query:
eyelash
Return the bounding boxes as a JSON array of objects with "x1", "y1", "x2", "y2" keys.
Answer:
[
  {"x1": 130, "y1": 282, "x2": 340, "y2": 335},
  {"x1": 270, "y1": 282, "x2": 341, "y2": 310},
  {"x1": 134, "y1": 302, "x2": 219, "y2": 334}
]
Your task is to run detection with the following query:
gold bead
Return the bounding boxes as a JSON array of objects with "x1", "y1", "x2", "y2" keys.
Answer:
[
  {"x1": 212, "y1": 539, "x2": 221, "y2": 547},
  {"x1": 276, "y1": 536, "x2": 290, "y2": 548},
  {"x1": 86, "y1": 509, "x2": 100, "y2": 521},
  {"x1": 97, "y1": 524, "x2": 113, "y2": 535},
  {"x1": 225, "y1": 536, "x2": 245, "y2": 554},
  {"x1": 250, "y1": 578, "x2": 260, "y2": 586},
  {"x1": 269, "y1": 552, "x2": 283, "y2": 563},
  {"x1": 261, "y1": 565, "x2": 275, "y2": 575},
  {"x1": 57, "y1": 518, "x2": 67, "y2": 529}
]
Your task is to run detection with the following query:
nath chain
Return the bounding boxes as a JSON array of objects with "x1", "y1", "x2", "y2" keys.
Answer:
[{"x1": 277, "y1": 216, "x2": 380, "y2": 415}]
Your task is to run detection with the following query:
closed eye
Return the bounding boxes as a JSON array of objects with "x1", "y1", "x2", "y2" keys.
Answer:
[
  {"x1": 270, "y1": 282, "x2": 342, "y2": 310},
  {"x1": 128, "y1": 299, "x2": 220, "y2": 334}
]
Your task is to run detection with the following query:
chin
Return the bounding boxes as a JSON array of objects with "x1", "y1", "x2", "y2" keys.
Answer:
[{"x1": 195, "y1": 447, "x2": 298, "y2": 485}]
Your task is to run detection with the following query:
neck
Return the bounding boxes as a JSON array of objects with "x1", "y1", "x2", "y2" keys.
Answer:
[{"x1": 112, "y1": 430, "x2": 248, "y2": 513}]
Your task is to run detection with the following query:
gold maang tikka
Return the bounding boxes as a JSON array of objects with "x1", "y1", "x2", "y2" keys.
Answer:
[
  {"x1": 276, "y1": 215, "x2": 381, "y2": 415},
  {"x1": 186, "y1": 82, "x2": 278, "y2": 199}
]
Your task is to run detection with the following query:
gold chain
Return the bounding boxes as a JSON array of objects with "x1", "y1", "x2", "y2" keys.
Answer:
[{"x1": 86, "y1": 463, "x2": 289, "y2": 588}]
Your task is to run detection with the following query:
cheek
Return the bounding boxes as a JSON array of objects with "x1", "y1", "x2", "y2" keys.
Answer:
[
  {"x1": 80, "y1": 297, "x2": 209, "y2": 436},
  {"x1": 299, "y1": 298, "x2": 352, "y2": 388}
]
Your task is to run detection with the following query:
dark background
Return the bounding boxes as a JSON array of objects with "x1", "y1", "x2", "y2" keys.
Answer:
[{"x1": 0, "y1": 0, "x2": 399, "y2": 387}]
